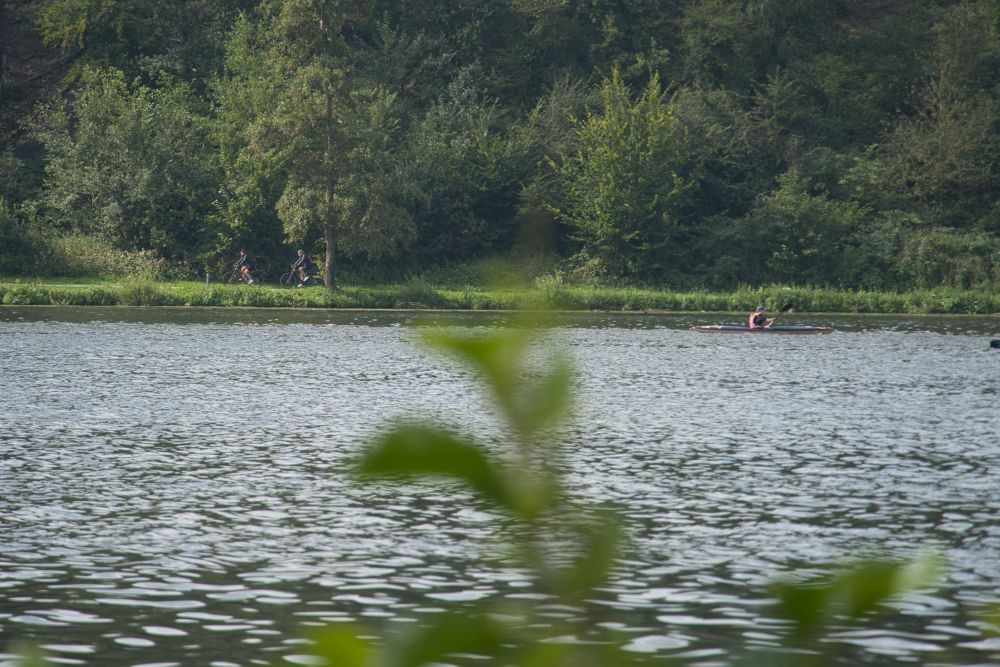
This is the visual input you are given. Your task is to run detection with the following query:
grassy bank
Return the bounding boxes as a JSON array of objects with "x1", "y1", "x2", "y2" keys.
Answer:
[{"x1": 1, "y1": 277, "x2": 999, "y2": 314}]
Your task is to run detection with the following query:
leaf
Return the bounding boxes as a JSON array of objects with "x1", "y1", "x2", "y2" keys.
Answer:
[
  {"x1": 557, "y1": 511, "x2": 624, "y2": 597},
  {"x1": 422, "y1": 329, "x2": 533, "y2": 411},
  {"x1": 309, "y1": 626, "x2": 370, "y2": 667},
  {"x1": 390, "y1": 610, "x2": 509, "y2": 667},
  {"x1": 836, "y1": 552, "x2": 943, "y2": 619},
  {"x1": 983, "y1": 604, "x2": 1000, "y2": 635},
  {"x1": 891, "y1": 551, "x2": 945, "y2": 593},
  {"x1": 518, "y1": 643, "x2": 574, "y2": 667},
  {"x1": 357, "y1": 425, "x2": 512, "y2": 510},
  {"x1": 518, "y1": 638, "x2": 633, "y2": 667},
  {"x1": 422, "y1": 325, "x2": 573, "y2": 437},
  {"x1": 770, "y1": 581, "x2": 830, "y2": 638},
  {"x1": 770, "y1": 552, "x2": 944, "y2": 639},
  {"x1": 10, "y1": 645, "x2": 47, "y2": 667},
  {"x1": 518, "y1": 355, "x2": 574, "y2": 437}
]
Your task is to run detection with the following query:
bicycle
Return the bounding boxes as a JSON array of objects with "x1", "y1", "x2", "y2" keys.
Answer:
[
  {"x1": 280, "y1": 268, "x2": 317, "y2": 287},
  {"x1": 222, "y1": 267, "x2": 262, "y2": 284}
]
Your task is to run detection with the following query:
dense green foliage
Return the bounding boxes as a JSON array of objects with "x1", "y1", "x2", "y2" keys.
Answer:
[{"x1": 2, "y1": 0, "x2": 999, "y2": 290}]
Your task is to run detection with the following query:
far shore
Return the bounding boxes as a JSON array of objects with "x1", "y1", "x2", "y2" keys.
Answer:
[{"x1": 1, "y1": 277, "x2": 998, "y2": 315}]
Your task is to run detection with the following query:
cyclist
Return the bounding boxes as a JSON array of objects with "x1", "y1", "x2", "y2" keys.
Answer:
[
  {"x1": 234, "y1": 249, "x2": 257, "y2": 284},
  {"x1": 291, "y1": 249, "x2": 315, "y2": 286}
]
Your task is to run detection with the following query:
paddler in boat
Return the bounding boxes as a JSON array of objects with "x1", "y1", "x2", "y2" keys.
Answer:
[{"x1": 748, "y1": 305, "x2": 775, "y2": 329}]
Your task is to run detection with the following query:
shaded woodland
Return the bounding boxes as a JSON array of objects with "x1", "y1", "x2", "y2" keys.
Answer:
[{"x1": 2, "y1": 0, "x2": 999, "y2": 289}]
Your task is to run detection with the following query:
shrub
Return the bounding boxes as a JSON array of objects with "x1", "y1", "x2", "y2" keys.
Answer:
[
  {"x1": 895, "y1": 228, "x2": 1000, "y2": 289},
  {"x1": 118, "y1": 280, "x2": 175, "y2": 306},
  {"x1": 66, "y1": 287, "x2": 118, "y2": 305},
  {"x1": 393, "y1": 277, "x2": 444, "y2": 308},
  {"x1": 1, "y1": 285, "x2": 39, "y2": 305},
  {"x1": 532, "y1": 273, "x2": 580, "y2": 310},
  {"x1": 49, "y1": 234, "x2": 192, "y2": 281},
  {"x1": 0, "y1": 201, "x2": 51, "y2": 275}
]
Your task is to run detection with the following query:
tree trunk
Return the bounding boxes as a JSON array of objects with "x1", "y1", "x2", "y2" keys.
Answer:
[{"x1": 322, "y1": 88, "x2": 337, "y2": 289}]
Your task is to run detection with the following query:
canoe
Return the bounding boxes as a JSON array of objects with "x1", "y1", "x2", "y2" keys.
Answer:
[{"x1": 692, "y1": 325, "x2": 833, "y2": 334}]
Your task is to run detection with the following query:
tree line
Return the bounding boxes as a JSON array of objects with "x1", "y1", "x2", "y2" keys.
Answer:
[{"x1": 1, "y1": 0, "x2": 999, "y2": 289}]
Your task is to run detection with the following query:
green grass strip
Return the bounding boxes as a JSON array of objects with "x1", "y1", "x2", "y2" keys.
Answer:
[{"x1": 1, "y1": 278, "x2": 998, "y2": 314}]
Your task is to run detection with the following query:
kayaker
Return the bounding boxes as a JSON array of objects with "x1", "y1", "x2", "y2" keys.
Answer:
[{"x1": 748, "y1": 305, "x2": 775, "y2": 329}]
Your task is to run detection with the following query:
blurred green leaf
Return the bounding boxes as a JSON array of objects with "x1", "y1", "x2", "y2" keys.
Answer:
[
  {"x1": 423, "y1": 328, "x2": 570, "y2": 437},
  {"x1": 557, "y1": 511, "x2": 624, "y2": 597},
  {"x1": 309, "y1": 626, "x2": 370, "y2": 667},
  {"x1": 518, "y1": 642, "x2": 575, "y2": 667},
  {"x1": 358, "y1": 424, "x2": 513, "y2": 510},
  {"x1": 8, "y1": 644, "x2": 47, "y2": 667},
  {"x1": 835, "y1": 561, "x2": 904, "y2": 618},
  {"x1": 771, "y1": 552, "x2": 944, "y2": 639},
  {"x1": 891, "y1": 550, "x2": 945, "y2": 593},
  {"x1": 518, "y1": 355, "x2": 574, "y2": 438},
  {"x1": 423, "y1": 329, "x2": 532, "y2": 402},
  {"x1": 519, "y1": 641, "x2": 633, "y2": 667},
  {"x1": 770, "y1": 581, "x2": 829, "y2": 638},
  {"x1": 507, "y1": 475, "x2": 561, "y2": 521},
  {"x1": 388, "y1": 610, "x2": 509, "y2": 667},
  {"x1": 983, "y1": 604, "x2": 1000, "y2": 636}
]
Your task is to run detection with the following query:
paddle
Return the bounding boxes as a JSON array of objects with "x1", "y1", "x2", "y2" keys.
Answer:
[{"x1": 767, "y1": 303, "x2": 794, "y2": 326}]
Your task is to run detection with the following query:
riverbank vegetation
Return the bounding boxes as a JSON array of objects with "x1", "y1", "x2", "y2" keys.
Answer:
[
  {"x1": 2, "y1": 276, "x2": 999, "y2": 314},
  {"x1": 3, "y1": 1, "x2": 1000, "y2": 293}
]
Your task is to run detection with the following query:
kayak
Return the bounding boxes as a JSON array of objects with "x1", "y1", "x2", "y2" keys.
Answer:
[{"x1": 692, "y1": 325, "x2": 833, "y2": 334}]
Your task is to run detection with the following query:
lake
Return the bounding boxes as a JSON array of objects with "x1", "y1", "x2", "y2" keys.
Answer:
[{"x1": 1, "y1": 306, "x2": 998, "y2": 666}]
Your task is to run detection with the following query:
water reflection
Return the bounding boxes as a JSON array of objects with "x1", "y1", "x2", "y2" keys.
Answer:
[{"x1": 1, "y1": 307, "x2": 998, "y2": 666}]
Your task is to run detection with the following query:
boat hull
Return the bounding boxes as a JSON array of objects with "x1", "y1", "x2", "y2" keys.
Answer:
[{"x1": 692, "y1": 325, "x2": 833, "y2": 334}]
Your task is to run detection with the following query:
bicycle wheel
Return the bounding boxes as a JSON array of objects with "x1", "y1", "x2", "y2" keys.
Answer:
[
  {"x1": 280, "y1": 271, "x2": 295, "y2": 286},
  {"x1": 222, "y1": 269, "x2": 241, "y2": 284}
]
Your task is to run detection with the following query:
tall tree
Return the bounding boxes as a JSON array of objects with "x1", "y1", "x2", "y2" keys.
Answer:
[
  {"x1": 210, "y1": 11, "x2": 291, "y2": 272},
  {"x1": 552, "y1": 70, "x2": 692, "y2": 280},
  {"x1": 31, "y1": 66, "x2": 218, "y2": 258},
  {"x1": 221, "y1": 0, "x2": 414, "y2": 287},
  {"x1": 278, "y1": 0, "x2": 345, "y2": 288}
]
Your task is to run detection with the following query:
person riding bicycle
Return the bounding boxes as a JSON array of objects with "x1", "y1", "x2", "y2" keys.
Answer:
[
  {"x1": 291, "y1": 249, "x2": 314, "y2": 286},
  {"x1": 234, "y1": 249, "x2": 257, "y2": 284}
]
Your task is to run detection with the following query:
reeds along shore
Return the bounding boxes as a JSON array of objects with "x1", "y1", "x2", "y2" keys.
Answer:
[{"x1": 1, "y1": 279, "x2": 998, "y2": 314}]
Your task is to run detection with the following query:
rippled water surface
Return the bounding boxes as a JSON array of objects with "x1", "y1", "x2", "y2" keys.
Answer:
[{"x1": 1, "y1": 307, "x2": 998, "y2": 666}]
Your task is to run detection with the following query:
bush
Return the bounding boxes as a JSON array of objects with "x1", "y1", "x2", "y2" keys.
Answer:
[
  {"x1": 0, "y1": 202, "x2": 50, "y2": 275},
  {"x1": 393, "y1": 276, "x2": 444, "y2": 308},
  {"x1": 66, "y1": 287, "x2": 118, "y2": 305},
  {"x1": 0, "y1": 285, "x2": 45, "y2": 305},
  {"x1": 118, "y1": 280, "x2": 179, "y2": 306},
  {"x1": 531, "y1": 273, "x2": 581, "y2": 309},
  {"x1": 417, "y1": 252, "x2": 559, "y2": 289},
  {"x1": 49, "y1": 234, "x2": 193, "y2": 281},
  {"x1": 895, "y1": 228, "x2": 1000, "y2": 289}
]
